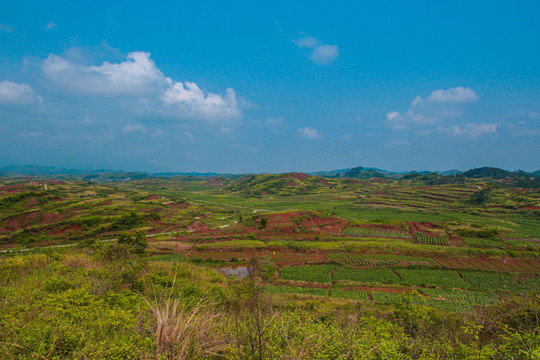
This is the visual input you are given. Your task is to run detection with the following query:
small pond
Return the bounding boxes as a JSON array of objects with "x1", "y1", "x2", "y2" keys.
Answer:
[{"x1": 217, "y1": 265, "x2": 250, "y2": 279}]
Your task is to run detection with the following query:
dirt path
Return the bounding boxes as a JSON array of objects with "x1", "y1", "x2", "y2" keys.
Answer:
[{"x1": 0, "y1": 230, "x2": 189, "y2": 254}]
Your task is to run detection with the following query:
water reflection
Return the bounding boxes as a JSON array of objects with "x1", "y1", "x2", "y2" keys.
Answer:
[{"x1": 217, "y1": 265, "x2": 249, "y2": 278}]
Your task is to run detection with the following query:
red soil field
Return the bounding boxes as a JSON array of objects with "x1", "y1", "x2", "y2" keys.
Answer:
[
  {"x1": 49, "y1": 224, "x2": 82, "y2": 235},
  {"x1": 283, "y1": 172, "x2": 310, "y2": 181},
  {"x1": 0, "y1": 184, "x2": 25, "y2": 193},
  {"x1": 432, "y1": 257, "x2": 540, "y2": 273},
  {"x1": 6, "y1": 217, "x2": 21, "y2": 230},
  {"x1": 187, "y1": 221, "x2": 211, "y2": 233}
]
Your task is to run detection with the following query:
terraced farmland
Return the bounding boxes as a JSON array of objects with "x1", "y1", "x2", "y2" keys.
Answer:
[
  {"x1": 279, "y1": 264, "x2": 337, "y2": 283},
  {"x1": 333, "y1": 268, "x2": 399, "y2": 284},
  {"x1": 266, "y1": 285, "x2": 328, "y2": 297},
  {"x1": 413, "y1": 232, "x2": 449, "y2": 245},
  {"x1": 394, "y1": 269, "x2": 468, "y2": 289},
  {"x1": 326, "y1": 253, "x2": 433, "y2": 267},
  {"x1": 343, "y1": 226, "x2": 411, "y2": 238},
  {"x1": 460, "y1": 237, "x2": 504, "y2": 248},
  {"x1": 459, "y1": 271, "x2": 516, "y2": 291}
]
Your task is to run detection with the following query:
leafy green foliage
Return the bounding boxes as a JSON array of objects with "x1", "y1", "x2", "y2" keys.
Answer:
[
  {"x1": 111, "y1": 211, "x2": 144, "y2": 230},
  {"x1": 116, "y1": 231, "x2": 148, "y2": 255}
]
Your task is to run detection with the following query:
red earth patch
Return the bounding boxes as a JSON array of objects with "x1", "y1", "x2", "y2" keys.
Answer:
[{"x1": 188, "y1": 221, "x2": 211, "y2": 233}]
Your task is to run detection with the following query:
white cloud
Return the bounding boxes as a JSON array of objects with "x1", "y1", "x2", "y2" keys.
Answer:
[
  {"x1": 342, "y1": 134, "x2": 351, "y2": 140},
  {"x1": 43, "y1": 51, "x2": 165, "y2": 95},
  {"x1": 294, "y1": 35, "x2": 339, "y2": 65},
  {"x1": 180, "y1": 131, "x2": 195, "y2": 142},
  {"x1": 122, "y1": 123, "x2": 162, "y2": 136},
  {"x1": 448, "y1": 123, "x2": 498, "y2": 138},
  {"x1": 426, "y1": 87, "x2": 479, "y2": 104},
  {"x1": 311, "y1": 44, "x2": 339, "y2": 64},
  {"x1": 386, "y1": 86, "x2": 479, "y2": 130},
  {"x1": 162, "y1": 81, "x2": 240, "y2": 120},
  {"x1": 294, "y1": 36, "x2": 318, "y2": 48},
  {"x1": 42, "y1": 50, "x2": 243, "y2": 120},
  {"x1": 0, "y1": 80, "x2": 41, "y2": 104},
  {"x1": 45, "y1": 22, "x2": 57, "y2": 30},
  {"x1": 386, "y1": 111, "x2": 400, "y2": 121},
  {"x1": 297, "y1": 126, "x2": 323, "y2": 139},
  {"x1": 420, "y1": 123, "x2": 498, "y2": 138}
]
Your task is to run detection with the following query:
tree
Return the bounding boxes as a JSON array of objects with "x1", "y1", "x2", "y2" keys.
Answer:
[{"x1": 117, "y1": 231, "x2": 147, "y2": 255}]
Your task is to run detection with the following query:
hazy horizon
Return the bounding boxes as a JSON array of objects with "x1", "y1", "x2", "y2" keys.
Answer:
[{"x1": 1, "y1": 162, "x2": 538, "y2": 176}]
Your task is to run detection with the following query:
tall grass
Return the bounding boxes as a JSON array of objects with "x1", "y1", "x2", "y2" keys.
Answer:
[{"x1": 142, "y1": 278, "x2": 226, "y2": 359}]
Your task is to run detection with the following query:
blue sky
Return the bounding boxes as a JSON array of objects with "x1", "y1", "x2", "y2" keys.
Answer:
[{"x1": 1, "y1": 1, "x2": 539, "y2": 173}]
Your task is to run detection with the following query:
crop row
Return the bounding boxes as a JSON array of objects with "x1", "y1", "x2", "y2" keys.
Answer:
[
  {"x1": 279, "y1": 265, "x2": 337, "y2": 283},
  {"x1": 333, "y1": 268, "x2": 399, "y2": 284},
  {"x1": 420, "y1": 288, "x2": 499, "y2": 305},
  {"x1": 326, "y1": 253, "x2": 433, "y2": 266},
  {"x1": 279, "y1": 265, "x2": 539, "y2": 292},
  {"x1": 414, "y1": 232, "x2": 448, "y2": 245},
  {"x1": 265, "y1": 285, "x2": 327, "y2": 297},
  {"x1": 395, "y1": 269, "x2": 467, "y2": 289},
  {"x1": 461, "y1": 237, "x2": 504, "y2": 248},
  {"x1": 343, "y1": 226, "x2": 411, "y2": 238},
  {"x1": 265, "y1": 285, "x2": 503, "y2": 313},
  {"x1": 326, "y1": 253, "x2": 398, "y2": 267}
]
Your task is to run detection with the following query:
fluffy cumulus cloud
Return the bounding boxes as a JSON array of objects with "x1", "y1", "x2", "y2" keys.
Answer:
[
  {"x1": 426, "y1": 87, "x2": 479, "y2": 104},
  {"x1": 386, "y1": 87, "x2": 479, "y2": 131},
  {"x1": 41, "y1": 51, "x2": 242, "y2": 120},
  {"x1": 297, "y1": 126, "x2": 323, "y2": 139},
  {"x1": 0, "y1": 80, "x2": 42, "y2": 104},
  {"x1": 294, "y1": 35, "x2": 339, "y2": 65},
  {"x1": 42, "y1": 51, "x2": 165, "y2": 95},
  {"x1": 161, "y1": 81, "x2": 240, "y2": 120}
]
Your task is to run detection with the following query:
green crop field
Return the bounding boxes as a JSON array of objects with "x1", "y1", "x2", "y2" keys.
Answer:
[
  {"x1": 330, "y1": 289, "x2": 370, "y2": 301},
  {"x1": 343, "y1": 226, "x2": 412, "y2": 238},
  {"x1": 266, "y1": 285, "x2": 328, "y2": 297},
  {"x1": 394, "y1": 269, "x2": 469, "y2": 289},
  {"x1": 279, "y1": 265, "x2": 338, "y2": 283},
  {"x1": 333, "y1": 268, "x2": 400, "y2": 284}
]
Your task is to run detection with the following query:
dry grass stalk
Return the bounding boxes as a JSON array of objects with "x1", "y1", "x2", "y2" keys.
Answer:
[{"x1": 142, "y1": 279, "x2": 226, "y2": 359}]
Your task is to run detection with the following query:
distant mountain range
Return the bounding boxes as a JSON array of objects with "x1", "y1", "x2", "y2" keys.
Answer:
[
  {"x1": 0, "y1": 165, "x2": 219, "y2": 181},
  {"x1": 0, "y1": 164, "x2": 538, "y2": 181},
  {"x1": 308, "y1": 166, "x2": 540, "y2": 180}
]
